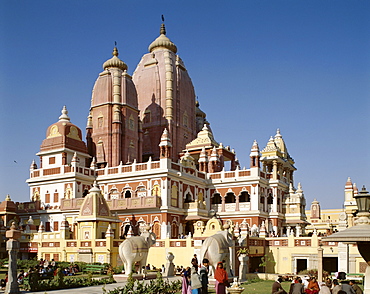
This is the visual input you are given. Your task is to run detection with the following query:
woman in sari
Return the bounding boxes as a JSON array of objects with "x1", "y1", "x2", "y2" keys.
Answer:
[
  {"x1": 305, "y1": 277, "x2": 320, "y2": 294},
  {"x1": 214, "y1": 262, "x2": 228, "y2": 294},
  {"x1": 182, "y1": 267, "x2": 191, "y2": 294}
]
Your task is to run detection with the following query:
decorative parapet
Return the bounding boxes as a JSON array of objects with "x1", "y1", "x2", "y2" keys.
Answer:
[
  {"x1": 96, "y1": 160, "x2": 206, "y2": 180},
  {"x1": 96, "y1": 161, "x2": 161, "y2": 176},
  {"x1": 106, "y1": 196, "x2": 162, "y2": 210},
  {"x1": 61, "y1": 195, "x2": 162, "y2": 211},
  {"x1": 15, "y1": 201, "x2": 41, "y2": 213},
  {"x1": 60, "y1": 198, "x2": 85, "y2": 211},
  {"x1": 184, "y1": 201, "x2": 206, "y2": 210},
  {"x1": 209, "y1": 169, "x2": 251, "y2": 180},
  {"x1": 211, "y1": 202, "x2": 251, "y2": 213},
  {"x1": 30, "y1": 166, "x2": 95, "y2": 178}
]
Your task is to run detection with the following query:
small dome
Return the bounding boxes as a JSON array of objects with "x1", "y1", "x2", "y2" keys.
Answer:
[
  {"x1": 148, "y1": 23, "x2": 177, "y2": 53},
  {"x1": 40, "y1": 106, "x2": 88, "y2": 154},
  {"x1": 103, "y1": 47, "x2": 127, "y2": 71},
  {"x1": 0, "y1": 195, "x2": 16, "y2": 213}
]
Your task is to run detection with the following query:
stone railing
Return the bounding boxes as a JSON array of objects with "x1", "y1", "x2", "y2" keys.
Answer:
[
  {"x1": 96, "y1": 160, "x2": 161, "y2": 176},
  {"x1": 16, "y1": 201, "x2": 41, "y2": 213},
  {"x1": 106, "y1": 196, "x2": 162, "y2": 210},
  {"x1": 30, "y1": 166, "x2": 95, "y2": 178},
  {"x1": 211, "y1": 202, "x2": 251, "y2": 212},
  {"x1": 60, "y1": 198, "x2": 85, "y2": 211},
  {"x1": 208, "y1": 169, "x2": 251, "y2": 180},
  {"x1": 183, "y1": 201, "x2": 206, "y2": 210}
]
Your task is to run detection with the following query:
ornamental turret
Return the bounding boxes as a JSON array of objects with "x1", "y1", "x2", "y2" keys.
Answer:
[
  {"x1": 37, "y1": 106, "x2": 90, "y2": 170},
  {"x1": 261, "y1": 129, "x2": 296, "y2": 183},
  {"x1": 198, "y1": 147, "x2": 208, "y2": 172},
  {"x1": 208, "y1": 147, "x2": 219, "y2": 173},
  {"x1": 159, "y1": 129, "x2": 172, "y2": 159},
  {"x1": 249, "y1": 140, "x2": 260, "y2": 168},
  {"x1": 310, "y1": 199, "x2": 321, "y2": 219}
]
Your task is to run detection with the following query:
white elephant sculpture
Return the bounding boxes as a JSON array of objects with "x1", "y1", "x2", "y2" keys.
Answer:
[
  {"x1": 200, "y1": 224, "x2": 233, "y2": 275},
  {"x1": 118, "y1": 227, "x2": 156, "y2": 275}
]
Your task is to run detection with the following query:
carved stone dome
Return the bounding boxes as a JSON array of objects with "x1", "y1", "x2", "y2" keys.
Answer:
[
  {"x1": 148, "y1": 23, "x2": 177, "y2": 53},
  {"x1": 103, "y1": 47, "x2": 127, "y2": 71}
]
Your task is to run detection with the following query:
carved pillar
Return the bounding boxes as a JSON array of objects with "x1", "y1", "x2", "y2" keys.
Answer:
[
  {"x1": 62, "y1": 152, "x2": 67, "y2": 165},
  {"x1": 221, "y1": 195, "x2": 226, "y2": 212},
  {"x1": 5, "y1": 222, "x2": 21, "y2": 294},
  {"x1": 272, "y1": 160, "x2": 278, "y2": 180},
  {"x1": 112, "y1": 106, "x2": 122, "y2": 166},
  {"x1": 238, "y1": 254, "x2": 249, "y2": 282},
  {"x1": 317, "y1": 246, "x2": 324, "y2": 282},
  {"x1": 235, "y1": 195, "x2": 240, "y2": 211}
]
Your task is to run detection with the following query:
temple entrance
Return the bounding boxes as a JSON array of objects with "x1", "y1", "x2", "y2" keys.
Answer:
[
  {"x1": 184, "y1": 221, "x2": 194, "y2": 236},
  {"x1": 249, "y1": 256, "x2": 263, "y2": 273},
  {"x1": 323, "y1": 257, "x2": 338, "y2": 273},
  {"x1": 296, "y1": 259, "x2": 307, "y2": 274}
]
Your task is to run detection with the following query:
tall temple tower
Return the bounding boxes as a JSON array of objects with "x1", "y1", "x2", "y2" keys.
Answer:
[
  {"x1": 87, "y1": 47, "x2": 141, "y2": 167},
  {"x1": 133, "y1": 22, "x2": 197, "y2": 161}
]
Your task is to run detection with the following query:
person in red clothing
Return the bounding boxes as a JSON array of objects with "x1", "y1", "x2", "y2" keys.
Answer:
[
  {"x1": 214, "y1": 262, "x2": 228, "y2": 294},
  {"x1": 305, "y1": 277, "x2": 319, "y2": 294}
]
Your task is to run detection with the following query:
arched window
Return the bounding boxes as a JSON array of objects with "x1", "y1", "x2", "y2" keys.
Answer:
[
  {"x1": 124, "y1": 190, "x2": 132, "y2": 198},
  {"x1": 239, "y1": 191, "x2": 250, "y2": 202},
  {"x1": 225, "y1": 192, "x2": 235, "y2": 203},
  {"x1": 82, "y1": 189, "x2": 89, "y2": 197},
  {"x1": 153, "y1": 222, "x2": 161, "y2": 238},
  {"x1": 184, "y1": 193, "x2": 193, "y2": 203},
  {"x1": 171, "y1": 222, "x2": 178, "y2": 239},
  {"x1": 212, "y1": 193, "x2": 221, "y2": 205},
  {"x1": 267, "y1": 193, "x2": 273, "y2": 204},
  {"x1": 184, "y1": 221, "x2": 194, "y2": 236}
]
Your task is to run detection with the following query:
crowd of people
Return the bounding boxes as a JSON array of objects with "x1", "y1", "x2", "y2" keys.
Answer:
[
  {"x1": 272, "y1": 276, "x2": 363, "y2": 294},
  {"x1": 0, "y1": 258, "x2": 83, "y2": 290},
  {"x1": 181, "y1": 254, "x2": 229, "y2": 294}
]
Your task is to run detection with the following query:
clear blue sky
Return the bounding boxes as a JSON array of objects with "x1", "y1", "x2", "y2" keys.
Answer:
[{"x1": 0, "y1": 1, "x2": 369, "y2": 209}]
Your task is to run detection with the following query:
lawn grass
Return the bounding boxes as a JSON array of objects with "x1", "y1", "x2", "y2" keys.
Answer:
[
  {"x1": 175, "y1": 280, "x2": 291, "y2": 294},
  {"x1": 240, "y1": 280, "x2": 291, "y2": 294}
]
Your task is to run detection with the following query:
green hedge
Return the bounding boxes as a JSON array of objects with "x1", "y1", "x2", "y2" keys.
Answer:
[
  {"x1": 24, "y1": 268, "x2": 115, "y2": 292},
  {"x1": 104, "y1": 272, "x2": 181, "y2": 294}
]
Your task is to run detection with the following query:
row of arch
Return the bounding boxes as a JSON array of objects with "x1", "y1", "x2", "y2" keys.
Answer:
[{"x1": 211, "y1": 191, "x2": 251, "y2": 205}]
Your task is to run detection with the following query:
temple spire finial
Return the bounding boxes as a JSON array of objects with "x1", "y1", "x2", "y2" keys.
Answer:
[
  {"x1": 160, "y1": 14, "x2": 166, "y2": 35},
  {"x1": 59, "y1": 106, "x2": 70, "y2": 122},
  {"x1": 112, "y1": 44, "x2": 118, "y2": 57}
]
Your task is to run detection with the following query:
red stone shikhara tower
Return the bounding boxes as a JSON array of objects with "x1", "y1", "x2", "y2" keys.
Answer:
[
  {"x1": 87, "y1": 46, "x2": 141, "y2": 167},
  {"x1": 24, "y1": 21, "x2": 307, "y2": 252}
]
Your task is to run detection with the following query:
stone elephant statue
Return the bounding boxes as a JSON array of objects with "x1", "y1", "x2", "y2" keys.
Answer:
[
  {"x1": 118, "y1": 227, "x2": 156, "y2": 275},
  {"x1": 200, "y1": 224, "x2": 233, "y2": 276}
]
